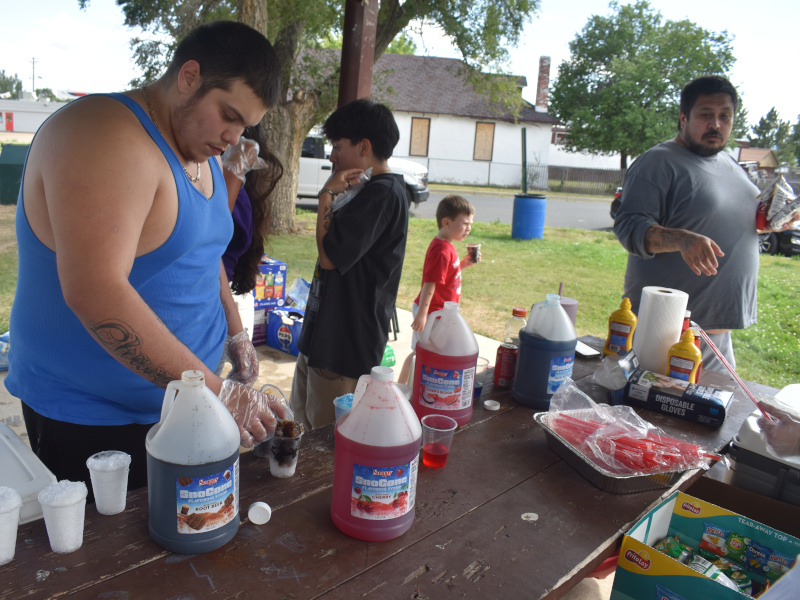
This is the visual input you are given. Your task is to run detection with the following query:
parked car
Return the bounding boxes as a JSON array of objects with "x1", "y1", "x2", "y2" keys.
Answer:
[
  {"x1": 297, "y1": 137, "x2": 429, "y2": 206},
  {"x1": 758, "y1": 221, "x2": 800, "y2": 256},
  {"x1": 609, "y1": 186, "x2": 623, "y2": 220}
]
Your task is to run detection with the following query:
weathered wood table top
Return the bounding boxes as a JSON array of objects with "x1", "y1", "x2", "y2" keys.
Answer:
[{"x1": 1, "y1": 336, "x2": 774, "y2": 599}]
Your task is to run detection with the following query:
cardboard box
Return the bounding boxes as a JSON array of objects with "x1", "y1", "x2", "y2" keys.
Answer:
[
  {"x1": 611, "y1": 486, "x2": 800, "y2": 600},
  {"x1": 253, "y1": 256, "x2": 287, "y2": 310},
  {"x1": 611, "y1": 362, "x2": 734, "y2": 428},
  {"x1": 266, "y1": 309, "x2": 304, "y2": 356}
]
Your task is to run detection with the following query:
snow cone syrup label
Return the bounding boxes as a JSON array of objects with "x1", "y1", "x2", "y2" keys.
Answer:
[
  {"x1": 175, "y1": 458, "x2": 239, "y2": 534},
  {"x1": 418, "y1": 364, "x2": 475, "y2": 410},
  {"x1": 350, "y1": 458, "x2": 418, "y2": 520},
  {"x1": 546, "y1": 355, "x2": 574, "y2": 394}
]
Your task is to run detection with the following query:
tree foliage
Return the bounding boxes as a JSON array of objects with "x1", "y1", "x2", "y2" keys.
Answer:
[
  {"x1": 748, "y1": 107, "x2": 794, "y2": 166},
  {"x1": 549, "y1": 1, "x2": 735, "y2": 170},
  {"x1": 0, "y1": 70, "x2": 22, "y2": 97},
  {"x1": 78, "y1": 0, "x2": 541, "y2": 232}
]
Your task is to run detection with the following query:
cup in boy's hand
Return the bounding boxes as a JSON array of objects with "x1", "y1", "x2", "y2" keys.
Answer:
[{"x1": 467, "y1": 243, "x2": 481, "y2": 263}]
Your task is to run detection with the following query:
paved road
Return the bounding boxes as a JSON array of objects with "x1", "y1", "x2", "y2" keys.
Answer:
[{"x1": 410, "y1": 190, "x2": 615, "y2": 231}]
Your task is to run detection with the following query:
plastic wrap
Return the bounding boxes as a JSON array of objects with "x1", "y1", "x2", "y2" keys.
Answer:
[
  {"x1": 546, "y1": 380, "x2": 720, "y2": 477},
  {"x1": 756, "y1": 175, "x2": 800, "y2": 230}
]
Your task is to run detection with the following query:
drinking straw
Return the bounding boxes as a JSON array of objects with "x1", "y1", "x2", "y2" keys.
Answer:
[
  {"x1": 697, "y1": 329, "x2": 773, "y2": 420},
  {"x1": 558, "y1": 282, "x2": 564, "y2": 297}
]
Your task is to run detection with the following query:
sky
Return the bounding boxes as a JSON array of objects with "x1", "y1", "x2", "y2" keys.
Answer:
[{"x1": 1, "y1": 0, "x2": 797, "y2": 128}]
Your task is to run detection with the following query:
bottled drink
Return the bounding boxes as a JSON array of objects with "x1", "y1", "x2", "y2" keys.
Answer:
[
  {"x1": 411, "y1": 302, "x2": 479, "y2": 426},
  {"x1": 146, "y1": 370, "x2": 241, "y2": 554},
  {"x1": 503, "y1": 307, "x2": 528, "y2": 345},
  {"x1": 331, "y1": 366, "x2": 421, "y2": 542},
  {"x1": 512, "y1": 294, "x2": 577, "y2": 410}
]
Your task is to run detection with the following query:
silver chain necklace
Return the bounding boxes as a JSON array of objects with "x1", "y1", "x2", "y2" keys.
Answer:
[{"x1": 140, "y1": 86, "x2": 201, "y2": 183}]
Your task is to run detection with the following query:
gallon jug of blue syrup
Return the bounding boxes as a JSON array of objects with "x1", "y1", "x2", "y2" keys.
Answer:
[
  {"x1": 411, "y1": 301, "x2": 479, "y2": 426},
  {"x1": 331, "y1": 366, "x2": 422, "y2": 541},
  {"x1": 512, "y1": 294, "x2": 577, "y2": 410},
  {"x1": 146, "y1": 370, "x2": 241, "y2": 553}
]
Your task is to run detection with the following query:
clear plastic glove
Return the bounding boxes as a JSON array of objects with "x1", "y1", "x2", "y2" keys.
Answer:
[
  {"x1": 756, "y1": 395, "x2": 800, "y2": 459},
  {"x1": 228, "y1": 328, "x2": 259, "y2": 385},
  {"x1": 222, "y1": 136, "x2": 267, "y2": 183},
  {"x1": 219, "y1": 379, "x2": 294, "y2": 447}
]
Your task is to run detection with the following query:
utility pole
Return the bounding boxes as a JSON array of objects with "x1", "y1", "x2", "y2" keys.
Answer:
[{"x1": 31, "y1": 57, "x2": 38, "y2": 94}]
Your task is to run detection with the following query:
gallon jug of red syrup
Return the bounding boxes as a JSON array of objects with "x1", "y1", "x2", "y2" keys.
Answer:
[
  {"x1": 331, "y1": 366, "x2": 422, "y2": 541},
  {"x1": 411, "y1": 301, "x2": 479, "y2": 426},
  {"x1": 146, "y1": 370, "x2": 241, "y2": 553}
]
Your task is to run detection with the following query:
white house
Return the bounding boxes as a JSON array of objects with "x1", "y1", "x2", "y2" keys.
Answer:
[
  {"x1": 0, "y1": 99, "x2": 63, "y2": 137},
  {"x1": 371, "y1": 54, "x2": 560, "y2": 188}
]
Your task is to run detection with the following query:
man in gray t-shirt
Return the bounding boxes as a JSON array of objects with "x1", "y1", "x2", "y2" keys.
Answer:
[{"x1": 614, "y1": 76, "x2": 759, "y2": 373}]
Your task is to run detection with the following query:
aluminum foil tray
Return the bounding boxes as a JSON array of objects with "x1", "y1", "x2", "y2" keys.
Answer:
[{"x1": 533, "y1": 411, "x2": 686, "y2": 494}]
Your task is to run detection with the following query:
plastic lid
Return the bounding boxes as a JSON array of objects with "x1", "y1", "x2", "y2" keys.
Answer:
[
  {"x1": 370, "y1": 366, "x2": 394, "y2": 381},
  {"x1": 248, "y1": 501, "x2": 272, "y2": 525},
  {"x1": 512, "y1": 307, "x2": 527, "y2": 318}
]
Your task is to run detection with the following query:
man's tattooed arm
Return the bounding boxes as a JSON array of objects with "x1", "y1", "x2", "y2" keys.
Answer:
[{"x1": 89, "y1": 319, "x2": 174, "y2": 388}]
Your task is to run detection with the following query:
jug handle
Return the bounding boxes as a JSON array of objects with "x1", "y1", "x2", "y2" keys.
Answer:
[
  {"x1": 160, "y1": 380, "x2": 181, "y2": 423},
  {"x1": 351, "y1": 373, "x2": 372, "y2": 410},
  {"x1": 418, "y1": 308, "x2": 443, "y2": 347}
]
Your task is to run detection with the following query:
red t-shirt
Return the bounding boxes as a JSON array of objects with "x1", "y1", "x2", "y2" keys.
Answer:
[{"x1": 413, "y1": 237, "x2": 461, "y2": 314}]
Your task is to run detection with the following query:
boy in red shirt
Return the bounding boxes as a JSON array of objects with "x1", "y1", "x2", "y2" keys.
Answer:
[{"x1": 398, "y1": 195, "x2": 480, "y2": 383}]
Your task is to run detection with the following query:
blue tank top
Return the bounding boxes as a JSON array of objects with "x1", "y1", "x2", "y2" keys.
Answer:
[{"x1": 5, "y1": 93, "x2": 232, "y2": 425}]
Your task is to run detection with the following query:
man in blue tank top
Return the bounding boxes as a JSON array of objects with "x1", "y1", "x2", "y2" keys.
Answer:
[{"x1": 5, "y1": 21, "x2": 292, "y2": 492}]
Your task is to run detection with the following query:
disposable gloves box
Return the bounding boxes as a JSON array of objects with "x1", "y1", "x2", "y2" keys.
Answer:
[{"x1": 611, "y1": 489, "x2": 800, "y2": 600}]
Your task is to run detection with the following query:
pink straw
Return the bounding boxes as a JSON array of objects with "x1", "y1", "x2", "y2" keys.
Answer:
[{"x1": 698, "y1": 329, "x2": 773, "y2": 420}]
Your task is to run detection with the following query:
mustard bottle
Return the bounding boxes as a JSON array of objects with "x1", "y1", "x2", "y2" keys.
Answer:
[
  {"x1": 666, "y1": 329, "x2": 703, "y2": 383},
  {"x1": 603, "y1": 297, "x2": 638, "y2": 356}
]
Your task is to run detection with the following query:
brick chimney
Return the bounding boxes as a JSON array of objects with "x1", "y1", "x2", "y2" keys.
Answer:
[{"x1": 536, "y1": 56, "x2": 551, "y2": 112}]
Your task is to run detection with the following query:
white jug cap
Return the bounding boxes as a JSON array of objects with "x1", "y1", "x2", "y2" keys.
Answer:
[
  {"x1": 248, "y1": 501, "x2": 272, "y2": 525},
  {"x1": 370, "y1": 366, "x2": 394, "y2": 381}
]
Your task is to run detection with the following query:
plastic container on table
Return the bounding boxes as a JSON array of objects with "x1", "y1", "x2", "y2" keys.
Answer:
[
  {"x1": 411, "y1": 301, "x2": 479, "y2": 427},
  {"x1": 331, "y1": 366, "x2": 422, "y2": 541},
  {"x1": 603, "y1": 297, "x2": 637, "y2": 356},
  {"x1": 512, "y1": 294, "x2": 577, "y2": 410},
  {"x1": 503, "y1": 307, "x2": 528, "y2": 345},
  {"x1": 146, "y1": 370, "x2": 241, "y2": 554}
]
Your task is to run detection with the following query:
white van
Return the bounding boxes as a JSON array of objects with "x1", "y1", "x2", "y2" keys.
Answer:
[{"x1": 297, "y1": 137, "x2": 429, "y2": 206}]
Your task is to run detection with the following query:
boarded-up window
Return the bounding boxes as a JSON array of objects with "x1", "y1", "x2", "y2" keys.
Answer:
[
  {"x1": 474, "y1": 122, "x2": 495, "y2": 161},
  {"x1": 409, "y1": 117, "x2": 430, "y2": 157}
]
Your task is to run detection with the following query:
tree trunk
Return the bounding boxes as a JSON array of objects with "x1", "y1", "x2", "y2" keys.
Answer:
[
  {"x1": 619, "y1": 152, "x2": 628, "y2": 171},
  {"x1": 261, "y1": 94, "x2": 320, "y2": 234}
]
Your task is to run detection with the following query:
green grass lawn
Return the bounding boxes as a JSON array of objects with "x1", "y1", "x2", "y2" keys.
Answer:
[{"x1": 2, "y1": 204, "x2": 798, "y2": 388}]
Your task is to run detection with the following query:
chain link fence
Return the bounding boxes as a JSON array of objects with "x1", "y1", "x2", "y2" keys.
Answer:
[{"x1": 526, "y1": 164, "x2": 625, "y2": 196}]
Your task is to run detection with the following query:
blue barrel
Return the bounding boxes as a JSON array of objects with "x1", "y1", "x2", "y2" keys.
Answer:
[{"x1": 511, "y1": 194, "x2": 546, "y2": 240}]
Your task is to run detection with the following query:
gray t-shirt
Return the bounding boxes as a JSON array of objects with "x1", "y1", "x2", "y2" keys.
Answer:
[{"x1": 614, "y1": 140, "x2": 760, "y2": 330}]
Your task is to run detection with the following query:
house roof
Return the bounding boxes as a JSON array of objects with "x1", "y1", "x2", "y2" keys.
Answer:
[
  {"x1": 739, "y1": 147, "x2": 779, "y2": 168},
  {"x1": 371, "y1": 53, "x2": 560, "y2": 126}
]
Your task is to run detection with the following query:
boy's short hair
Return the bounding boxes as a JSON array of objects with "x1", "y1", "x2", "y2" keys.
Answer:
[
  {"x1": 322, "y1": 99, "x2": 400, "y2": 160},
  {"x1": 436, "y1": 195, "x2": 475, "y2": 228},
  {"x1": 678, "y1": 75, "x2": 738, "y2": 130},
  {"x1": 166, "y1": 21, "x2": 280, "y2": 109}
]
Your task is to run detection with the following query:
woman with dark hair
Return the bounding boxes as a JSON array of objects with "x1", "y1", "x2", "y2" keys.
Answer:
[{"x1": 218, "y1": 125, "x2": 283, "y2": 377}]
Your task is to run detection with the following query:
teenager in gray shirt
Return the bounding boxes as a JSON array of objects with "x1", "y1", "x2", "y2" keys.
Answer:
[{"x1": 614, "y1": 76, "x2": 759, "y2": 372}]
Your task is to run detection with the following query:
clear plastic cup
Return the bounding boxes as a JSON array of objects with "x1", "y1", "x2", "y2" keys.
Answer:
[
  {"x1": 421, "y1": 414, "x2": 458, "y2": 469},
  {"x1": 0, "y1": 486, "x2": 22, "y2": 565},
  {"x1": 38, "y1": 480, "x2": 88, "y2": 553},
  {"x1": 86, "y1": 451, "x2": 131, "y2": 515},
  {"x1": 269, "y1": 420, "x2": 305, "y2": 478},
  {"x1": 467, "y1": 243, "x2": 482, "y2": 263}
]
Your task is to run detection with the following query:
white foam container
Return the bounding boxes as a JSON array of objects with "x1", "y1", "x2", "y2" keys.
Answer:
[
  {"x1": 728, "y1": 384, "x2": 800, "y2": 505},
  {"x1": 0, "y1": 422, "x2": 57, "y2": 523}
]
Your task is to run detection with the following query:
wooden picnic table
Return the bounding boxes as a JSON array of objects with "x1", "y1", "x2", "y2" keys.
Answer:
[{"x1": 1, "y1": 336, "x2": 776, "y2": 600}]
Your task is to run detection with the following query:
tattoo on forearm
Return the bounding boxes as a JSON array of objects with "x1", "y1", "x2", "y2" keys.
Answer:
[
  {"x1": 89, "y1": 319, "x2": 173, "y2": 388},
  {"x1": 322, "y1": 204, "x2": 333, "y2": 232},
  {"x1": 645, "y1": 226, "x2": 694, "y2": 253}
]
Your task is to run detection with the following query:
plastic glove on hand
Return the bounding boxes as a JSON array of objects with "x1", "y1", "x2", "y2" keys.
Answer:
[
  {"x1": 219, "y1": 380, "x2": 292, "y2": 447},
  {"x1": 756, "y1": 397, "x2": 800, "y2": 459},
  {"x1": 228, "y1": 328, "x2": 259, "y2": 386},
  {"x1": 222, "y1": 136, "x2": 267, "y2": 183}
]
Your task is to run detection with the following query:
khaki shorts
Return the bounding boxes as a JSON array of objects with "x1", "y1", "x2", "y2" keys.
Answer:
[{"x1": 290, "y1": 353, "x2": 357, "y2": 431}]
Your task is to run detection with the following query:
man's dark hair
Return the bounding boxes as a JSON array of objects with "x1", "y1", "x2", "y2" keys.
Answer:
[
  {"x1": 679, "y1": 75, "x2": 738, "y2": 126},
  {"x1": 322, "y1": 99, "x2": 400, "y2": 160},
  {"x1": 436, "y1": 195, "x2": 474, "y2": 229},
  {"x1": 166, "y1": 21, "x2": 280, "y2": 108}
]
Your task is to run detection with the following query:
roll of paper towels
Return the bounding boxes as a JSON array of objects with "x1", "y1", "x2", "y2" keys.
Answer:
[{"x1": 632, "y1": 287, "x2": 689, "y2": 374}]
